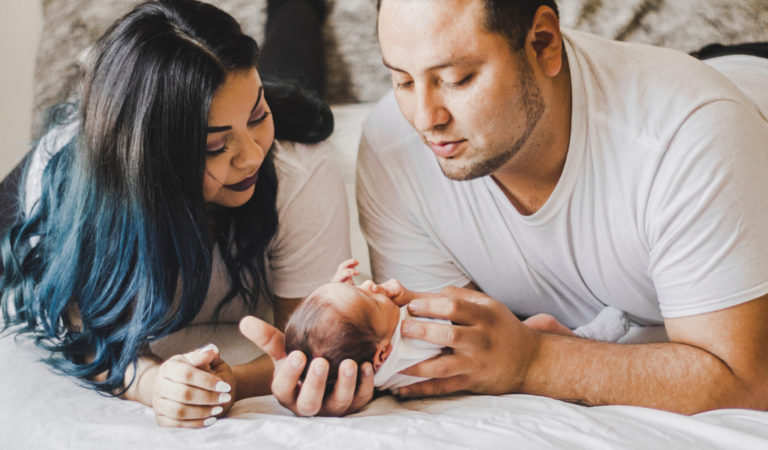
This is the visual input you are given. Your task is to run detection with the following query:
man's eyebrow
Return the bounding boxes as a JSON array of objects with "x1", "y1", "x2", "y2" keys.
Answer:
[
  {"x1": 382, "y1": 57, "x2": 482, "y2": 74},
  {"x1": 206, "y1": 86, "x2": 263, "y2": 134}
]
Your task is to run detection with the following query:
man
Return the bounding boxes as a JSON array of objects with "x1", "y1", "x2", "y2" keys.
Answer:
[
  {"x1": 241, "y1": 0, "x2": 768, "y2": 417},
  {"x1": 354, "y1": 0, "x2": 768, "y2": 414}
]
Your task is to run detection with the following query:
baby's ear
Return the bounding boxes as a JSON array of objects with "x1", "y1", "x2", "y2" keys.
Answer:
[{"x1": 374, "y1": 342, "x2": 393, "y2": 371}]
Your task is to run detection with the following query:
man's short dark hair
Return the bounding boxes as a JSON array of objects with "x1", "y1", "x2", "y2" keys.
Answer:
[{"x1": 377, "y1": 0, "x2": 560, "y2": 50}]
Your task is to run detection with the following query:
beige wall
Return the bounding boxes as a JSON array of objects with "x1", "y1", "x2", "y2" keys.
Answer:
[{"x1": 0, "y1": 0, "x2": 42, "y2": 179}]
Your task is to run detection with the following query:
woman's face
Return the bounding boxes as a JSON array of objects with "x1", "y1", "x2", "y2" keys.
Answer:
[{"x1": 204, "y1": 67, "x2": 275, "y2": 207}]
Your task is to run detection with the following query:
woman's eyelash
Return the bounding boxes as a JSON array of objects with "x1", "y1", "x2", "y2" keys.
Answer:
[
  {"x1": 207, "y1": 145, "x2": 227, "y2": 156},
  {"x1": 248, "y1": 111, "x2": 270, "y2": 125}
]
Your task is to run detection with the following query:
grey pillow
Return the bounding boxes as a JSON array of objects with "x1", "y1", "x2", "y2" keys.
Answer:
[{"x1": 32, "y1": 0, "x2": 767, "y2": 136}]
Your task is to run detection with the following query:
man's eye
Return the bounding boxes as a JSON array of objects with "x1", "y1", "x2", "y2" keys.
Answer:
[
  {"x1": 394, "y1": 79, "x2": 414, "y2": 90},
  {"x1": 443, "y1": 74, "x2": 474, "y2": 88}
]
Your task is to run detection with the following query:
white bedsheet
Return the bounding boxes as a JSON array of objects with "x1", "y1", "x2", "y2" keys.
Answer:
[{"x1": 3, "y1": 328, "x2": 768, "y2": 450}]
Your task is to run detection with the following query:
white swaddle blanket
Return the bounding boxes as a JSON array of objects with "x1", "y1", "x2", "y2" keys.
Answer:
[{"x1": 373, "y1": 307, "x2": 446, "y2": 391}]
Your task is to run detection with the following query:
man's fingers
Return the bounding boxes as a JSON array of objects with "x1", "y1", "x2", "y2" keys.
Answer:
[
  {"x1": 406, "y1": 296, "x2": 493, "y2": 325},
  {"x1": 321, "y1": 359, "x2": 358, "y2": 415},
  {"x1": 348, "y1": 362, "x2": 375, "y2": 413},
  {"x1": 400, "y1": 320, "x2": 485, "y2": 350},
  {"x1": 396, "y1": 375, "x2": 468, "y2": 398},
  {"x1": 398, "y1": 354, "x2": 467, "y2": 379},
  {"x1": 295, "y1": 358, "x2": 330, "y2": 416},
  {"x1": 271, "y1": 351, "x2": 306, "y2": 405},
  {"x1": 239, "y1": 315, "x2": 287, "y2": 361}
]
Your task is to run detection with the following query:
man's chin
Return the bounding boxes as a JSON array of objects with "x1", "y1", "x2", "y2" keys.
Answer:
[{"x1": 437, "y1": 158, "x2": 493, "y2": 181}]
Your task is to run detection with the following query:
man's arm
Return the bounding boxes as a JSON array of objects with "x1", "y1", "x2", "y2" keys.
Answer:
[{"x1": 395, "y1": 286, "x2": 768, "y2": 414}]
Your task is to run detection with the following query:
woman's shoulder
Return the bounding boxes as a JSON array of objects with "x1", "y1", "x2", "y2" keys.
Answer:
[
  {"x1": 270, "y1": 139, "x2": 346, "y2": 217},
  {"x1": 24, "y1": 121, "x2": 80, "y2": 215},
  {"x1": 271, "y1": 139, "x2": 336, "y2": 177}
]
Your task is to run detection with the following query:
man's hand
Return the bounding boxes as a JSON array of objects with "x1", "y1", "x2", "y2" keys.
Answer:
[
  {"x1": 387, "y1": 285, "x2": 541, "y2": 397},
  {"x1": 239, "y1": 315, "x2": 375, "y2": 416}
]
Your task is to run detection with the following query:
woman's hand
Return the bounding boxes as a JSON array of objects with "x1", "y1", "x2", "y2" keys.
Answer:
[
  {"x1": 239, "y1": 315, "x2": 375, "y2": 417},
  {"x1": 148, "y1": 344, "x2": 236, "y2": 428}
]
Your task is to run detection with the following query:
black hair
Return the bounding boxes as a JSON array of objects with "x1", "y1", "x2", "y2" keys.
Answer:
[{"x1": 1, "y1": 0, "x2": 332, "y2": 395}]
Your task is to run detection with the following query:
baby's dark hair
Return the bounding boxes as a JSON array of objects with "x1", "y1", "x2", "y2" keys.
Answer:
[{"x1": 285, "y1": 286, "x2": 381, "y2": 395}]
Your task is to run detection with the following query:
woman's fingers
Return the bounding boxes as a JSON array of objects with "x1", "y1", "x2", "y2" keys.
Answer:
[
  {"x1": 161, "y1": 359, "x2": 232, "y2": 394},
  {"x1": 153, "y1": 397, "x2": 226, "y2": 421},
  {"x1": 155, "y1": 414, "x2": 220, "y2": 429},
  {"x1": 239, "y1": 315, "x2": 287, "y2": 361},
  {"x1": 154, "y1": 375, "x2": 232, "y2": 405}
]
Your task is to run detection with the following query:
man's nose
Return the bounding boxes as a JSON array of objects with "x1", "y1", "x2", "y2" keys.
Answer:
[{"x1": 413, "y1": 86, "x2": 450, "y2": 133}]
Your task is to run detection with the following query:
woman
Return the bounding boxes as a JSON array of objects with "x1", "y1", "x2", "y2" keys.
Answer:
[{"x1": 0, "y1": 0, "x2": 373, "y2": 428}]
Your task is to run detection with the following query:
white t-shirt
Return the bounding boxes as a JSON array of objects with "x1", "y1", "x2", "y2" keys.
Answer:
[
  {"x1": 25, "y1": 132, "x2": 351, "y2": 324},
  {"x1": 357, "y1": 30, "x2": 768, "y2": 328}
]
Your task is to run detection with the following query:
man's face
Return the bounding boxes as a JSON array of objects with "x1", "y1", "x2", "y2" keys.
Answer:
[{"x1": 378, "y1": 0, "x2": 544, "y2": 180}]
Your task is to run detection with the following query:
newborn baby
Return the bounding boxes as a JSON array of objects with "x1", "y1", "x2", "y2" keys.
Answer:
[
  {"x1": 285, "y1": 260, "x2": 631, "y2": 394},
  {"x1": 285, "y1": 259, "x2": 445, "y2": 392}
]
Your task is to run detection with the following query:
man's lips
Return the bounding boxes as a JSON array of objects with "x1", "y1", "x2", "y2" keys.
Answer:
[
  {"x1": 428, "y1": 139, "x2": 467, "y2": 158},
  {"x1": 224, "y1": 172, "x2": 259, "y2": 192}
]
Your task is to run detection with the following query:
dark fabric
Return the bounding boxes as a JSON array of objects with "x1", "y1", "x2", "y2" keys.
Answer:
[
  {"x1": 692, "y1": 42, "x2": 768, "y2": 60},
  {"x1": 260, "y1": 0, "x2": 327, "y2": 96}
]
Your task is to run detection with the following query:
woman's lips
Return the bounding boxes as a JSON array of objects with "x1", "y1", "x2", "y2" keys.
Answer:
[
  {"x1": 428, "y1": 139, "x2": 466, "y2": 158},
  {"x1": 224, "y1": 172, "x2": 259, "y2": 192}
]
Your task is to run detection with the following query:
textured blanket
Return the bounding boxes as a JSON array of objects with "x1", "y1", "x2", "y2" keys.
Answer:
[{"x1": 32, "y1": 0, "x2": 767, "y2": 134}]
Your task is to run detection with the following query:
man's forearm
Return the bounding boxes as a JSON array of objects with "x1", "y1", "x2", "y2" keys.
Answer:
[
  {"x1": 232, "y1": 354, "x2": 274, "y2": 400},
  {"x1": 523, "y1": 334, "x2": 759, "y2": 414}
]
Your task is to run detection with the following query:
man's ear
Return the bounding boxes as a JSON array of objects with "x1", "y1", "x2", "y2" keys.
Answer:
[{"x1": 527, "y1": 6, "x2": 564, "y2": 78}]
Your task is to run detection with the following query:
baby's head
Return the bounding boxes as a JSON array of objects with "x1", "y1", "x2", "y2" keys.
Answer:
[{"x1": 285, "y1": 281, "x2": 401, "y2": 393}]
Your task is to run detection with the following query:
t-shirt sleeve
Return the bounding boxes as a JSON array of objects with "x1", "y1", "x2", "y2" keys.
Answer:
[
  {"x1": 647, "y1": 99, "x2": 768, "y2": 318},
  {"x1": 356, "y1": 130, "x2": 471, "y2": 291},
  {"x1": 267, "y1": 143, "x2": 352, "y2": 299}
]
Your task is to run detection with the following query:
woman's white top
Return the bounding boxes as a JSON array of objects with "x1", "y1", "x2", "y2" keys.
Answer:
[{"x1": 24, "y1": 126, "x2": 351, "y2": 324}]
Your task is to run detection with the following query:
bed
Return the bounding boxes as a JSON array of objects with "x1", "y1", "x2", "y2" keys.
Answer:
[{"x1": 3, "y1": 0, "x2": 768, "y2": 448}]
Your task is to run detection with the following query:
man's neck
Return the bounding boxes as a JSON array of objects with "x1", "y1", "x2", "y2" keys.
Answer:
[{"x1": 492, "y1": 63, "x2": 572, "y2": 216}]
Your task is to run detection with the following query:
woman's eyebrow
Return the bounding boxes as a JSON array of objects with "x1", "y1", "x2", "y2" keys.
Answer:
[{"x1": 206, "y1": 86, "x2": 264, "y2": 134}]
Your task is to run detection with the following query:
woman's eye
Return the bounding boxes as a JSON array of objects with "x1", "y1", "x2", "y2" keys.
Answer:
[
  {"x1": 206, "y1": 144, "x2": 227, "y2": 156},
  {"x1": 248, "y1": 111, "x2": 271, "y2": 126}
]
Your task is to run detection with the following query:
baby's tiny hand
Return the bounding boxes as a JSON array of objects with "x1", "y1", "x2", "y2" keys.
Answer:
[{"x1": 331, "y1": 258, "x2": 359, "y2": 285}]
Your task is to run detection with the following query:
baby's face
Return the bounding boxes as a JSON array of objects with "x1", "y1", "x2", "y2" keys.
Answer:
[{"x1": 312, "y1": 282, "x2": 401, "y2": 369}]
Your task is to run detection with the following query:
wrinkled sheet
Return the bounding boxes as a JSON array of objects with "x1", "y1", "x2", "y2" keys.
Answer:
[{"x1": 3, "y1": 328, "x2": 768, "y2": 450}]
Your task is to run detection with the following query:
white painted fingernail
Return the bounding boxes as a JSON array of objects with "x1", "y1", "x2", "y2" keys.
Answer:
[
  {"x1": 215, "y1": 381, "x2": 231, "y2": 393},
  {"x1": 211, "y1": 406, "x2": 224, "y2": 415},
  {"x1": 204, "y1": 417, "x2": 217, "y2": 427},
  {"x1": 198, "y1": 343, "x2": 218, "y2": 354},
  {"x1": 218, "y1": 393, "x2": 232, "y2": 403}
]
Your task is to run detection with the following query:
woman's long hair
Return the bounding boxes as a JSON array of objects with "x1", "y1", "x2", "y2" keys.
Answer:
[{"x1": 0, "y1": 0, "x2": 332, "y2": 395}]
